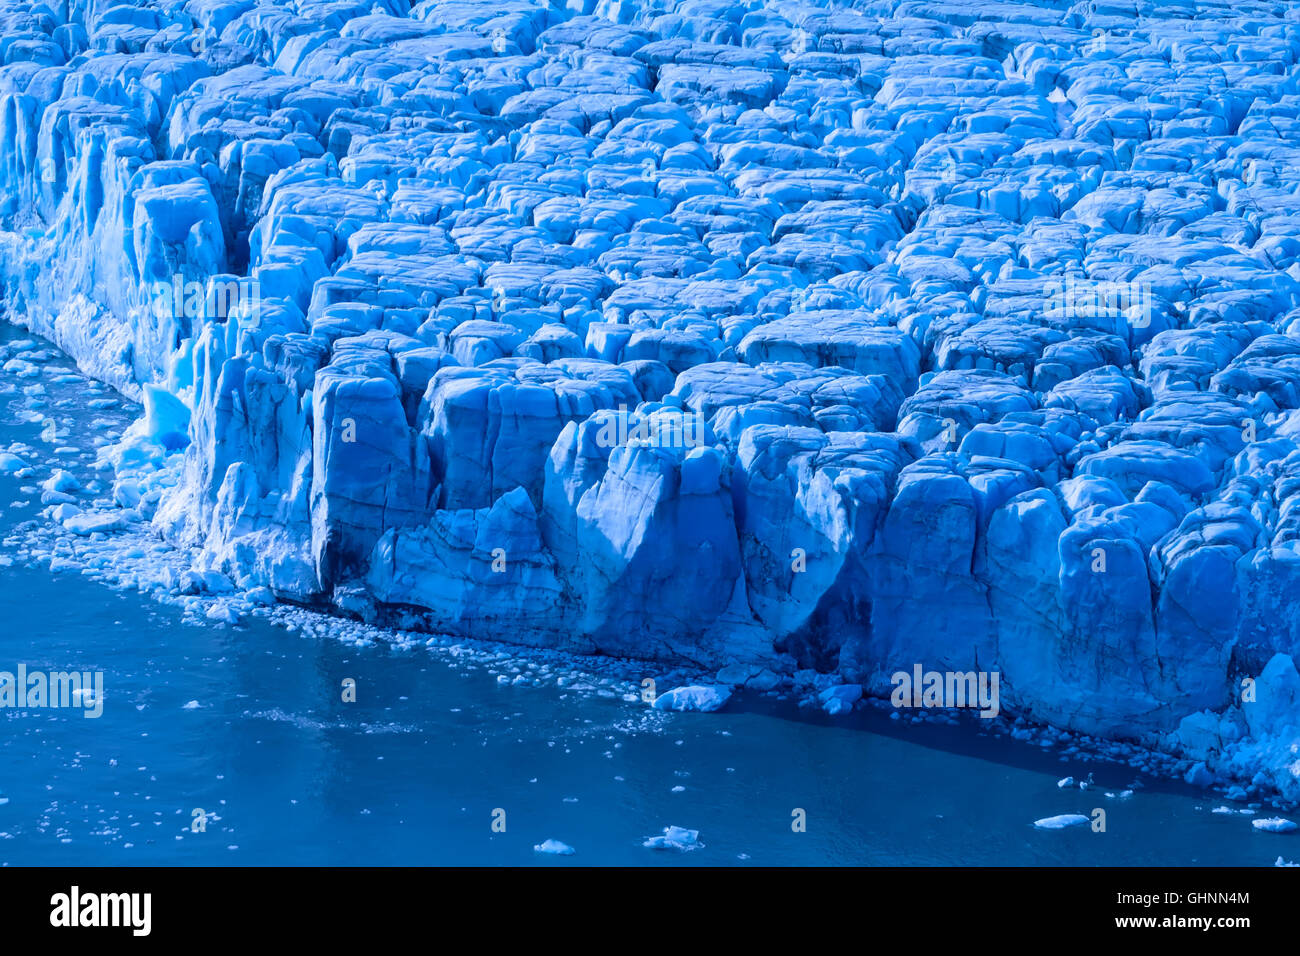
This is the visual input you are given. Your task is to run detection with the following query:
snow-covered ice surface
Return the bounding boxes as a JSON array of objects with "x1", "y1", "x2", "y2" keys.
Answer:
[{"x1": 2, "y1": 0, "x2": 1300, "y2": 806}]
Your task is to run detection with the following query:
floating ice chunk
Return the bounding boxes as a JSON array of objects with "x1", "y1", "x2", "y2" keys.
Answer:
[
  {"x1": 246, "y1": 587, "x2": 274, "y2": 605},
  {"x1": 63, "y1": 512, "x2": 128, "y2": 536},
  {"x1": 42, "y1": 470, "x2": 81, "y2": 495},
  {"x1": 0, "y1": 453, "x2": 24, "y2": 473},
  {"x1": 113, "y1": 480, "x2": 142, "y2": 509},
  {"x1": 533, "y1": 839, "x2": 575, "y2": 856},
  {"x1": 652, "y1": 685, "x2": 732, "y2": 713},
  {"x1": 1033, "y1": 814, "x2": 1090, "y2": 830},
  {"x1": 205, "y1": 603, "x2": 241, "y2": 625},
  {"x1": 50, "y1": 503, "x2": 83, "y2": 522},
  {"x1": 2, "y1": 359, "x2": 39, "y2": 379},
  {"x1": 643, "y1": 826, "x2": 703, "y2": 851},
  {"x1": 1057, "y1": 777, "x2": 1075, "y2": 788},
  {"x1": 819, "y1": 684, "x2": 863, "y2": 717},
  {"x1": 180, "y1": 570, "x2": 235, "y2": 595},
  {"x1": 1252, "y1": 818, "x2": 1297, "y2": 833},
  {"x1": 70, "y1": 687, "x2": 101, "y2": 712},
  {"x1": 823, "y1": 697, "x2": 852, "y2": 716}
]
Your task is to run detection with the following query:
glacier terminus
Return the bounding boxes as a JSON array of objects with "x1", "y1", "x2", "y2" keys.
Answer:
[{"x1": 1, "y1": 0, "x2": 1299, "y2": 817}]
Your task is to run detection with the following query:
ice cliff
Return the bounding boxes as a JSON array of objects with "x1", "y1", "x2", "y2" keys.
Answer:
[{"x1": 2, "y1": 0, "x2": 1300, "y2": 796}]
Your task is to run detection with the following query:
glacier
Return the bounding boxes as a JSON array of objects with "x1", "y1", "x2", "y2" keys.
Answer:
[{"x1": 1, "y1": 0, "x2": 1300, "y2": 800}]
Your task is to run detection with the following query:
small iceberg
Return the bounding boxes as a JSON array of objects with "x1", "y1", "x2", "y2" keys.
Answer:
[
  {"x1": 652, "y1": 685, "x2": 732, "y2": 713},
  {"x1": 1033, "y1": 814, "x2": 1090, "y2": 830},
  {"x1": 63, "y1": 511, "x2": 128, "y2": 536},
  {"x1": 533, "y1": 839, "x2": 575, "y2": 856},
  {"x1": 643, "y1": 825, "x2": 704, "y2": 851},
  {"x1": 1252, "y1": 817, "x2": 1297, "y2": 833},
  {"x1": 205, "y1": 603, "x2": 241, "y2": 625},
  {"x1": 41, "y1": 469, "x2": 80, "y2": 495},
  {"x1": 819, "y1": 684, "x2": 863, "y2": 715}
]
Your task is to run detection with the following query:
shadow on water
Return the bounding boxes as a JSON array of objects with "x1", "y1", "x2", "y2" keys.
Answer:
[{"x1": 721, "y1": 689, "x2": 1208, "y2": 805}]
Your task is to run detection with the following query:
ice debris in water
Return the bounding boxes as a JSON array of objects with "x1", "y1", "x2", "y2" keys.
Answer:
[
  {"x1": 533, "y1": 839, "x2": 575, "y2": 856},
  {"x1": 652, "y1": 686, "x2": 732, "y2": 713},
  {"x1": 1033, "y1": 814, "x2": 1090, "y2": 830},
  {"x1": 643, "y1": 826, "x2": 704, "y2": 851},
  {"x1": 819, "y1": 684, "x2": 863, "y2": 715},
  {"x1": 1251, "y1": 817, "x2": 1298, "y2": 833}
]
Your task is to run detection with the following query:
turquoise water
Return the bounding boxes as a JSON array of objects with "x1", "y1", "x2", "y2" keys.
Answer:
[{"x1": 0, "y1": 322, "x2": 1291, "y2": 866}]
